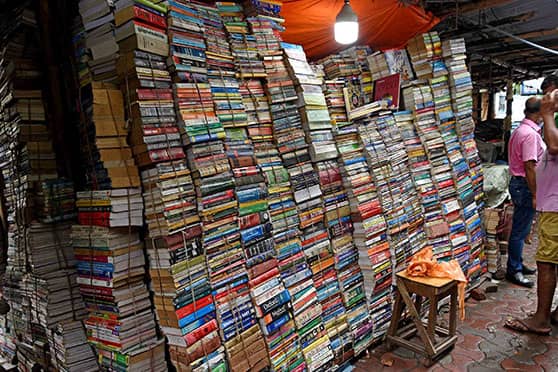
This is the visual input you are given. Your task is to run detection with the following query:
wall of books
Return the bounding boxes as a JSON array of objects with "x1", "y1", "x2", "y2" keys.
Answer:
[{"x1": 0, "y1": 0, "x2": 486, "y2": 371}]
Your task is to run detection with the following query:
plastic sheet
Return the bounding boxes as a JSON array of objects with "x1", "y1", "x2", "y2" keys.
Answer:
[{"x1": 406, "y1": 247, "x2": 468, "y2": 320}]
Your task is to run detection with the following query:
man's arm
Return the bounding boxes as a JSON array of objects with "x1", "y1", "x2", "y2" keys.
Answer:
[
  {"x1": 541, "y1": 90, "x2": 558, "y2": 154},
  {"x1": 524, "y1": 160, "x2": 537, "y2": 207}
]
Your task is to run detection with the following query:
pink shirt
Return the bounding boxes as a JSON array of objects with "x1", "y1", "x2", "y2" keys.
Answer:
[
  {"x1": 508, "y1": 118, "x2": 546, "y2": 177},
  {"x1": 536, "y1": 150, "x2": 558, "y2": 212}
]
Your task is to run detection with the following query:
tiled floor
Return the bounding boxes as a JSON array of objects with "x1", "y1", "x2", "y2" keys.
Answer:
[{"x1": 354, "y1": 239, "x2": 558, "y2": 371}]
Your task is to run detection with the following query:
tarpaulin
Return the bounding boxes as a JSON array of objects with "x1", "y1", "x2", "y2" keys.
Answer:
[{"x1": 281, "y1": 0, "x2": 439, "y2": 60}]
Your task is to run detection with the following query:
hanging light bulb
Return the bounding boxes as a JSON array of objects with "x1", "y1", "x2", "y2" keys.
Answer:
[{"x1": 334, "y1": 0, "x2": 359, "y2": 44}]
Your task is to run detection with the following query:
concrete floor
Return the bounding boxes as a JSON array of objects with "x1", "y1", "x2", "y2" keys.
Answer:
[{"x1": 354, "y1": 238, "x2": 558, "y2": 371}]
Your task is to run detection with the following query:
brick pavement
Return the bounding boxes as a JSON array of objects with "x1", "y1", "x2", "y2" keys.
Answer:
[{"x1": 354, "y1": 238, "x2": 558, "y2": 371}]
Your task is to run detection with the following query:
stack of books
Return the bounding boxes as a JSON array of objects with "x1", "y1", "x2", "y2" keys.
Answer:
[
  {"x1": 483, "y1": 208, "x2": 502, "y2": 274},
  {"x1": 341, "y1": 46, "x2": 373, "y2": 102},
  {"x1": 47, "y1": 321, "x2": 98, "y2": 372},
  {"x1": 393, "y1": 111, "x2": 428, "y2": 259},
  {"x1": 261, "y1": 47, "x2": 309, "y2": 371},
  {"x1": 79, "y1": 82, "x2": 141, "y2": 190},
  {"x1": 36, "y1": 179, "x2": 78, "y2": 224},
  {"x1": 442, "y1": 38, "x2": 486, "y2": 282},
  {"x1": 283, "y1": 43, "x2": 335, "y2": 371},
  {"x1": 335, "y1": 122, "x2": 375, "y2": 354},
  {"x1": 356, "y1": 114, "x2": 394, "y2": 341},
  {"x1": 121, "y1": 50, "x2": 185, "y2": 167},
  {"x1": 76, "y1": 189, "x2": 143, "y2": 227},
  {"x1": 323, "y1": 79, "x2": 351, "y2": 131},
  {"x1": 321, "y1": 72, "x2": 372, "y2": 365},
  {"x1": 307, "y1": 65, "x2": 356, "y2": 369},
  {"x1": 406, "y1": 32, "x2": 435, "y2": 80},
  {"x1": 71, "y1": 224, "x2": 164, "y2": 370},
  {"x1": 78, "y1": 0, "x2": 119, "y2": 83},
  {"x1": 166, "y1": 2, "x2": 227, "y2": 370},
  {"x1": 0, "y1": 4, "x2": 97, "y2": 369},
  {"x1": 318, "y1": 53, "x2": 361, "y2": 80},
  {"x1": 243, "y1": 0, "x2": 285, "y2": 32},
  {"x1": 219, "y1": 3, "x2": 266, "y2": 78},
  {"x1": 366, "y1": 52, "x2": 389, "y2": 81}
]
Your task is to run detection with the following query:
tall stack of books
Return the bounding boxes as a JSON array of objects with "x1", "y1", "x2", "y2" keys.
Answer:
[
  {"x1": 355, "y1": 112, "x2": 395, "y2": 341},
  {"x1": 261, "y1": 47, "x2": 309, "y2": 371},
  {"x1": 293, "y1": 45, "x2": 349, "y2": 368},
  {"x1": 165, "y1": 2, "x2": 227, "y2": 370},
  {"x1": 320, "y1": 76, "x2": 371, "y2": 363},
  {"x1": 402, "y1": 85, "x2": 452, "y2": 262},
  {"x1": 77, "y1": 0, "x2": 119, "y2": 83},
  {"x1": 194, "y1": 4, "x2": 269, "y2": 370},
  {"x1": 334, "y1": 116, "x2": 376, "y2": 354},
  {"x1": 0, "y1": 4, "x2": 97, "y2": 370},
  {"x1": 442, "y1": 38, "x2": 486, "y2": 284},
  {"x1": 283, "y1": 43, "x2": 335, "y2": 371},
  {"x1": 301, "y1": 65, "x2": 356, "y2": 368},
  {"x1": 73, "y1": 191, "x2": 165, "y2": 370},
  {"x1": 73, "y1": 3, "x2": 169, "y2": 366},
  {"x1": 393, "y1": 111, "x2": 428, "y2": 259}
]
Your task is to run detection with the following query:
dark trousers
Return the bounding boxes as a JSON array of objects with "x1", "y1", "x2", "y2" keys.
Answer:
[{"x1": 507, "y1": 177, "x2": 535, "y2": 275}]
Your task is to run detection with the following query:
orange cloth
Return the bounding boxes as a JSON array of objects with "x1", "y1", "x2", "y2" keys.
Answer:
[
  {"x1": 406, "y1": 247, "x2": 468, "y2": 320},
  {"x1": 281, "y1": 0, "x2": 439, "y2": 59}
]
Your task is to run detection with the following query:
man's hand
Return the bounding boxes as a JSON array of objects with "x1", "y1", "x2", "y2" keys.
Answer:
[
  {"x1": 532, "y1": 196, "x2": 537, "y2": 210},
  {"x1": 541, "y1": 89, "x2": 558, "y2": 115}
]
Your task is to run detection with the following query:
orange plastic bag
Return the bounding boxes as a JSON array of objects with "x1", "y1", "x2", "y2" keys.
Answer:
[{"x1": 406, "y1": 247, "x2": 468, "y2": 320}]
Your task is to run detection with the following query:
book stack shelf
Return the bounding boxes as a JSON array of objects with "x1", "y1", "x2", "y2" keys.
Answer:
[
  {"x1": 0, "y1": 4, "x2": 97, "y2": 371},
  {"x1": 166, "y1": 1, "x2": 227, "y2": 370}
]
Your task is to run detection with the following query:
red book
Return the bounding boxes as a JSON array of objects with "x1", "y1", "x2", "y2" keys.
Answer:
[
  {"x1": 250, "y1": 267, "x2": 280, "y2": 288},
  {"x1": 175, "y1": 294, "x2": 213, "y2": 319},
  {"x1": 184, "y1": 319, "x2": 218, "y2": 346},
  {"x1": 130, "y1": 5, "x2": 166, "y2": 29}
]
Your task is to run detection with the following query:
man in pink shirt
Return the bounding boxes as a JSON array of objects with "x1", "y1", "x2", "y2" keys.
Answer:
[
  {"x1": 506, "y1": 97, "x2": 545, "y2": 287},
  {"x1": 505, "y1": 89, "x2": 558, "y2": 335}
]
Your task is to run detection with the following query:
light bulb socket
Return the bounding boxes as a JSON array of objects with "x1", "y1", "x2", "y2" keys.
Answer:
[{"x1": 336, "y1": 0, "x2": 358, "y2": 23}]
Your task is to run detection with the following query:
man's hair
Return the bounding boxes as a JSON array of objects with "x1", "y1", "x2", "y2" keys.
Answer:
[
  {"x1": 541, "y1": 75, "x2": 558, "y2": 92},
  {"x1": 524, "y1": 97, "x2": 541, "y2": 114}
]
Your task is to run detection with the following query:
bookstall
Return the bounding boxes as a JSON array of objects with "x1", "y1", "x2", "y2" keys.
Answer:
[{"x1": 0, "y1": 0, "x2": 513, "y2": 371}]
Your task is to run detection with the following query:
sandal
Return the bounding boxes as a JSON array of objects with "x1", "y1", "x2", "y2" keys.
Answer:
[{"x1": 504, "y1": 318, "x2": 552, "y2": 335}]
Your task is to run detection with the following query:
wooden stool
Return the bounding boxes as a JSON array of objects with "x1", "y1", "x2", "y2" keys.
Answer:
[{"x1": 386, "y1": 271, "x2": 458, "y2": 366}]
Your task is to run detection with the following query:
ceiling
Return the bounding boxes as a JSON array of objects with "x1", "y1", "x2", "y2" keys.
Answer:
[{"x1": 424, "y1": 0, "x2": 558, "y2": 88}]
